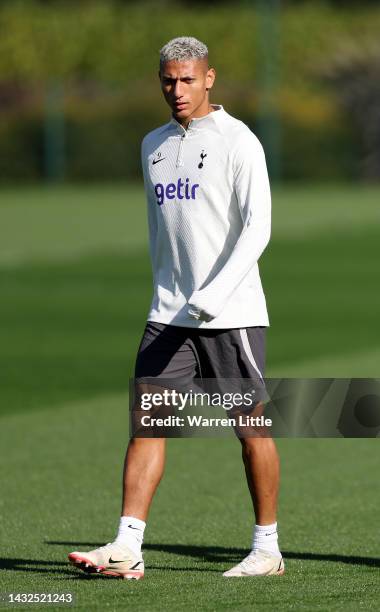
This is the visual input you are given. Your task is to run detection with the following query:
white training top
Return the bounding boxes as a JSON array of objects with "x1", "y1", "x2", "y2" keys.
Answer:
[{"x1": 141, "y1": 104, "x2": 271, "y2": 329}]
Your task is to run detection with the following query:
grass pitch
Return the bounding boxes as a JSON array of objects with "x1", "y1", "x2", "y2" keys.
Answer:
[{"x1": 0, "y1": 183, "x2": 379, "y2": 610}]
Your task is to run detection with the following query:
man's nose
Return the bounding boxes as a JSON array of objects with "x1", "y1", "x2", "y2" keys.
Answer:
[{"x1": 174, "y1": 80, "x2": 183, "y2": 99}]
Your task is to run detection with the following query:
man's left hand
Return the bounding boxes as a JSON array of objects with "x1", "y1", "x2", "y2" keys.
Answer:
[{"x1": 188, "y1": 304, "x2": 215, "y2": 322}]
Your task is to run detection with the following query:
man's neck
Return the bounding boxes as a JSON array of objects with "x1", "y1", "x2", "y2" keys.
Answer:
[{"x1": 177, "y1": 103, "x2": 215, "y2": 129}]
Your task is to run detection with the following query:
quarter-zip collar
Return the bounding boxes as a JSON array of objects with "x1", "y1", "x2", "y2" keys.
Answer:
[{"x1": 170, "y1": 104, "x2": 224, "y2": 135}]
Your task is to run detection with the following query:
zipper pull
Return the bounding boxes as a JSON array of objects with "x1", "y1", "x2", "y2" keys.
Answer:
[{"x1": 176, "y1": 132, "x2": 186, "y2": 167}]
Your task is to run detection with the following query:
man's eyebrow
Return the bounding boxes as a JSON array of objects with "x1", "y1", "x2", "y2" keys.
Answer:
[{"x1": 162, "y1": 75, "x2": 196, "y2": 80}]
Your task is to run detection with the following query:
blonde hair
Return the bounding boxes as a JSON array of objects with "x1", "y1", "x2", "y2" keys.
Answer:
[{"x1": 160, "y1": 37, "x2": 208, "y2": 67}]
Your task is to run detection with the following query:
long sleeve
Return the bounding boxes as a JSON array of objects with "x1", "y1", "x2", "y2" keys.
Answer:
[
  {"x1": 141, "y1": 139, "x2": 158, "y2": 283},
  {"x1": 188, "y1": 132, "x2": 271, "y2": 321}
]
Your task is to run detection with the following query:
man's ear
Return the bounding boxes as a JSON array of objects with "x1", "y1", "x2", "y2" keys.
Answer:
[{"x1": 206, "y1": 67, "x2": 216, "y2": 91}]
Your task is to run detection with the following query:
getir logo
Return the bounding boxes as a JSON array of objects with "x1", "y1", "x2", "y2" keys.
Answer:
[{"x1": 154, "y1": 178, "x2": 199, "y2": 206}]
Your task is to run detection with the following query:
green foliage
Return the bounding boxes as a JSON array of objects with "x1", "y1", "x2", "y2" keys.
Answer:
[
  {"x1": 1, "y1": 1, "x2": 379, "y2": 84},
  {"x1": 321, "y1": 43, "x2": 380, "y2": 180},
  {"x1": 1, "y1": 1, "x2": 380, "y2": 181},
  {"x1": 0, "y1": 1, "x2": 259, "y2": 82}
]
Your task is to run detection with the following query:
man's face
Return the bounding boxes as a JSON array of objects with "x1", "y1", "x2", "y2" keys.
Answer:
[{"x1": 159, "y1": 58, "x2": 216, "y2": 125}]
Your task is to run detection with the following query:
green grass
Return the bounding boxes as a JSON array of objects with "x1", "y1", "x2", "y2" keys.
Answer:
[
  {"x1": 1, "y1": 398, "x2": 379, "y2": 610},
  {"x1": 1, "y1": 183, "x2": 379, "y2": 610}
]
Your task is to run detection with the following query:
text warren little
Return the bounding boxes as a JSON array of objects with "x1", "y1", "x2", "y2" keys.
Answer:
[{"x1": 139, "y1": 415, "x2": 272, "y2": 427}]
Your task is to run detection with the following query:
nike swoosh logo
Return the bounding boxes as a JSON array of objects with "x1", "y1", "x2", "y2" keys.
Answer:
[
  {"x1": 128, "y1": 524, "x2": 141, "y2": 530},
  {"x1": 152, "y1": 157, "x2": 166, "y2": 165},
  {"x1": 109, "y1": 557, "x2": 131, "y2": 564},
  {"x1": 130, "y1": 561, "x2": 143, "y2": 569}
]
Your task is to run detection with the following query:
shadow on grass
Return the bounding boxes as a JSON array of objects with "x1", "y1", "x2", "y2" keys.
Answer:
[
  {"x1": 0, "y1": 557, "x2": 74, "y2": 576},
  {"x1": 45, "y1": 542, "x2": 380, "y2": 569},
  {"x1": 0, "y1": 557, "x2": 129, "y2": 579},
  {"x1": 0, "y1": 556, "x2": 219, "y2": 577}
]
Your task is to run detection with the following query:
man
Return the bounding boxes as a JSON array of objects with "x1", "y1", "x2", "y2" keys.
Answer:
[{"x1": 69, "y1": 36, "x2": 283, "y2": 579}]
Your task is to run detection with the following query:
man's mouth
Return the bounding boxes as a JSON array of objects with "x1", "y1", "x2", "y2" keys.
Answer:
[{"x1": 174, "y1": 101, "x2": 188, "y2": 110}]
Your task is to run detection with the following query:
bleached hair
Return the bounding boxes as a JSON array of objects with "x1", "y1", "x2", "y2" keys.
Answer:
[{"x1": 160, "y1": 37, "x2": 208, "y2": 67}]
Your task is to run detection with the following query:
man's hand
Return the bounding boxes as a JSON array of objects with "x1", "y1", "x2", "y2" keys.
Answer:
[
  {"x1": 188, "y1": 304, "x2": 214, "y2": 322},
  {"x1": 188, "y1": 289, "x2": 221, "y2": 322}
]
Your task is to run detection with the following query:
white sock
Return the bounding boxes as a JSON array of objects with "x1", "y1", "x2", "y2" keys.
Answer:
[
  {"x1": 114, "y1": 516, "x2": 146, "y2": 557},
  {"x1": 252, "y1": 522, "x2": 281, "y2": 558}
]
